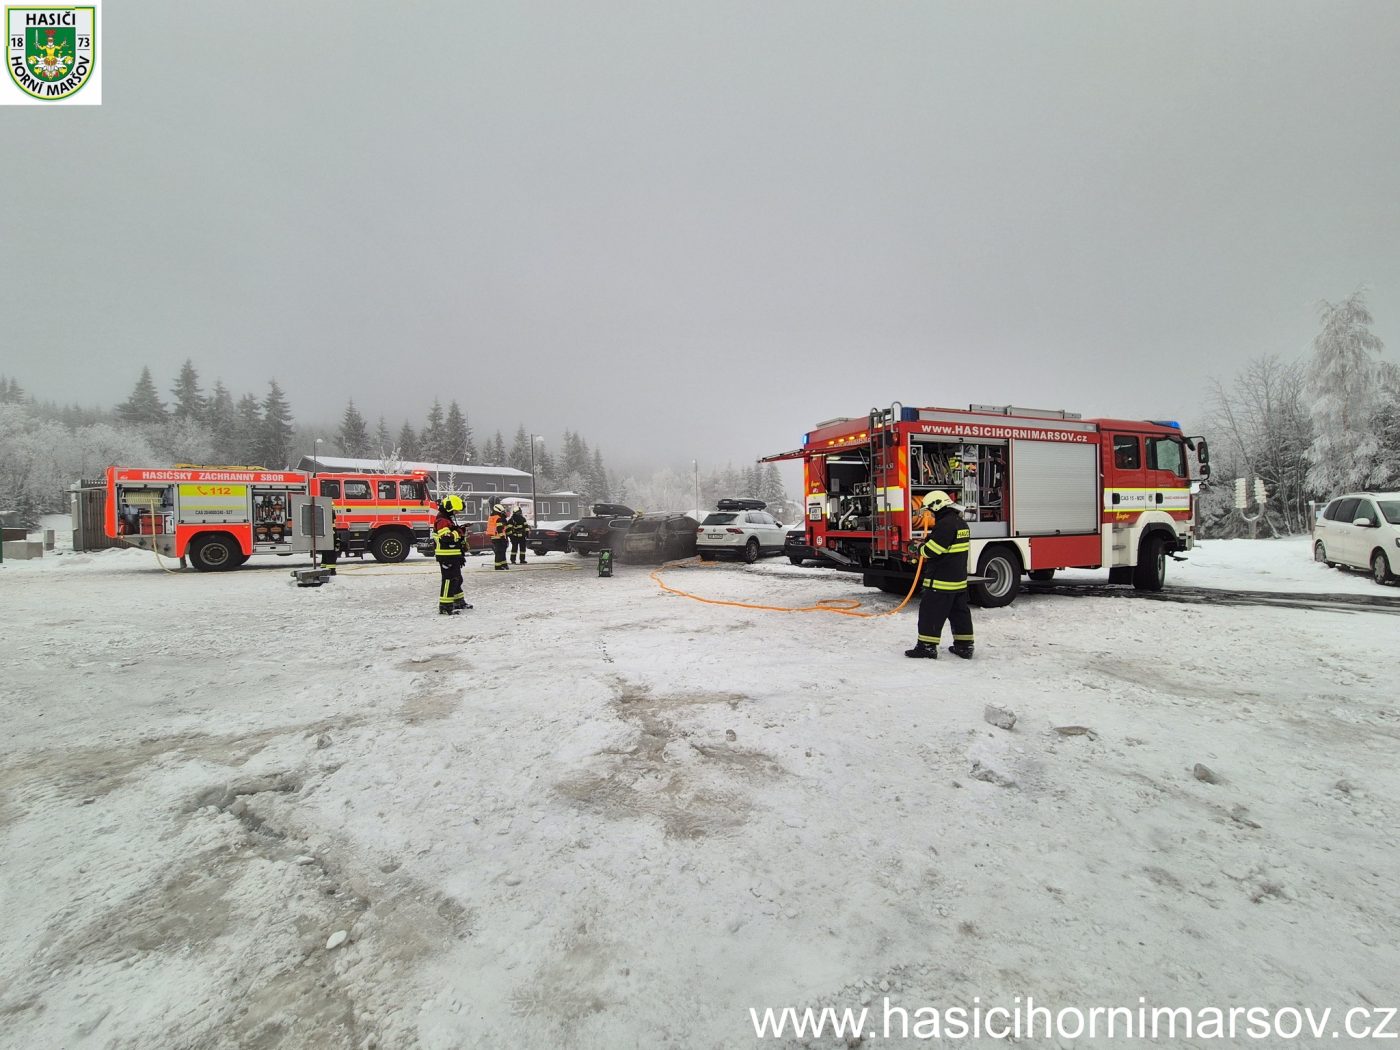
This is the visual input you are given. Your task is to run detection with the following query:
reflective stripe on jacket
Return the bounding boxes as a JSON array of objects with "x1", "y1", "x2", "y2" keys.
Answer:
[
  {"x1": 918, "y1": 509, "x2": 970, "y2": 590},
  {"x1": 434, "y1": 513, "x2": 464, "y2": 558}
]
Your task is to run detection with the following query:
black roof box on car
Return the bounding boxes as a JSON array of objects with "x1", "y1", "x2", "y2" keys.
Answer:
[
  {"x1": 591, "y1": 502, "x2": 635, "y2": 517},
  {"x1": 716, "y1": 497, "x2": 766, "y2": 511}
]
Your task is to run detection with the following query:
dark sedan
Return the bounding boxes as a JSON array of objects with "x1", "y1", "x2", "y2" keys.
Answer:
[
  {"x1": 785, "y1": 527, "x2": 817, "y2": 566},
  {"x1": 528, "y1": 521, "x2": 578, "y2": 557}
]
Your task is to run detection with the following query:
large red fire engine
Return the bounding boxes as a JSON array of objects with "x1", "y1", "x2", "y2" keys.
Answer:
[
  {"x1": 763, "y1": 404, "x2": 1210, "y2": 606},
  {"x1": 104, "y1": 466, "x2": 437, "y2": 571}
]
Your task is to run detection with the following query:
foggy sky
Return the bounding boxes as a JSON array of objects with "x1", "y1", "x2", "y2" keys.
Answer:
[{"x1": 3, "y1": 1, "x2": 1399, "y2": 474}]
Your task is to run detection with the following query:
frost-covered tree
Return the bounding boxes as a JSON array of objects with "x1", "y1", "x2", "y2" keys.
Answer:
[
  {"x1": 117, "y1": 367, "x2": 167, "y2": 425},
  {"x1": 338, "y1": 400, "x2": 370, "y2": 457},
  {"x1": 0, "y1": 375, "x2": 26, "y2": 402},
  {"x1": 1207, "y1": 356, "x2": 1314, "y2": 534},
  {"x1": 374, "y1": 416, "x2": 392, "y2": 458},
  {"x1": 170, "y1": 359, "x2": 205, "y2": 421},
  {"x1": 397, "y1": 421, "x2": 420, "y2": 461},
  {"x1": 535, "y1": 441, "x2": 558, "y2": 488},
  {"x1": 153, "y1": 417, "x2": 218, "y2": 465},
  {"x1": 1306, "y1": 290, "x2": 1388, "y2": 493}
]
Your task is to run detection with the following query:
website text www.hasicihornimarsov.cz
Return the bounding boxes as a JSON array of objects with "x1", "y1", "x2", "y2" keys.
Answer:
[{"x1": 749, "y1": 997, "x2": 1400, "y2": 1042}]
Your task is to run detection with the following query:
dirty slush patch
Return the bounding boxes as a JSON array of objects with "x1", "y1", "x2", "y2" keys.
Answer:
[
  {"x1": 0, "y1": 715, "x2": 475, "y2": 1050},
  {"x1": 555, "y1": 681, "x2": 786, "y2": 840}
]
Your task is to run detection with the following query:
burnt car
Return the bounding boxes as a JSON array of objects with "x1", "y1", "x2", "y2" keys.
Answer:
[
  {"x1": 528, "y1": 520, "x2": 578, "y2": 557},
  {"x1": 784, "y1": 527, "x2": 817, "y2": 566},
  {"x1": 567, "y1": 503, "x2": 636, "y2": 556},
  {"x1": 618, "y1": 512, "x2": 700, "y2": 564}
]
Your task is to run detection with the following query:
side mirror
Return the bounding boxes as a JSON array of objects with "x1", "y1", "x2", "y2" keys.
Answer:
[{"x1": 1354, "y1": 516, "x2": 1374, "y2": 528}]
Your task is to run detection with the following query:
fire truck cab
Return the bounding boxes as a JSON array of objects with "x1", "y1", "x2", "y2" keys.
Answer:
[
  {"x1": 310, "y1": 471, "x2": 435, "y2": 564},
  {"x1": 765, "y1": 404, "x2": 1209, "y2": 606}
]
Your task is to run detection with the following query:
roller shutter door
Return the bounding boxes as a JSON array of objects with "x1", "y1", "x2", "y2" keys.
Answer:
[{"x1": 1011, "y1": 440, "x2": 1099, "y2": 535}]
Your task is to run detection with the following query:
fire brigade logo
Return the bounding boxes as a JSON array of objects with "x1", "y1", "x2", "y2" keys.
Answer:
[{"x1": 6, "y1": 6, "x2": 95, "y2": 100}]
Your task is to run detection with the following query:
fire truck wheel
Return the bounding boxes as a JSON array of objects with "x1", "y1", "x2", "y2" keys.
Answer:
[
  {"x1": 970, "y1": 546, "x2": 1021, "y2": 608},
  {"x1": 1132, "y1": 534, "x2": 1167, "y2": 591},
  {"x1": 189, "y1": 534, "x2": 241, "y2": 572},
  {"x1": 370, "y1": 530, "x2": 412, "y2": 563}
]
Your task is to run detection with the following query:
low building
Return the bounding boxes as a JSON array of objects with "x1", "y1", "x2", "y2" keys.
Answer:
[{"x1": 294, "y1": 455, "x2": 581, "y2": 521}]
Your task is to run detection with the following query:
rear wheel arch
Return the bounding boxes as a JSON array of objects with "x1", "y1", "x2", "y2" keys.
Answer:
[
  {"x1": 188, "y1": 532, "x2": 243, "y2": 572},
  {"x1": 970, "y1": 544, "x2": 1022, "y2": 608}
]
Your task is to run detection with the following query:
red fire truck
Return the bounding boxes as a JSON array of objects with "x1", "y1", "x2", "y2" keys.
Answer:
[
  {"x1": 763, "y1": 404, "x2": 1210, "y2": 606},
  {"x1": 104, "y1": 466, "x2": 437, "y2": 571}
]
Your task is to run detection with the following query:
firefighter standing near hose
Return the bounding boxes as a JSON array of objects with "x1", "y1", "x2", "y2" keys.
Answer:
[
  {"x1": 434, "y1": 495, "x2": 472, "y2": 614},
  {"x1": 487, "y1": 502, "x2": 510, "y2": 570},
  {"x1": 905, "y1": 490, "x2": 974, "y2": 659},
  {"x1": 507, "y1": 506, "x2": 530, "y2": 564}
]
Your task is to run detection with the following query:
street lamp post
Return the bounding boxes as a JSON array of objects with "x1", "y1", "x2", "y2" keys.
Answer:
[
  {"x1": 693, "y1": 459, "x2": 700, "y2": 516},
  {"x1": 529, "y1": 434, "x2": 543, "y2": 525}
]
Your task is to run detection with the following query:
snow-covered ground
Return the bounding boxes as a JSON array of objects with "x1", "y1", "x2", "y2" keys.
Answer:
[{"x1": 2, "y1": 530, "x2": 1397, "y2": 1049}]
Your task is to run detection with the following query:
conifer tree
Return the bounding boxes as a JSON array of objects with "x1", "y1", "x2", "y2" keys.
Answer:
[
  {"x1": 589, "y1": 447, "x2": 610, "y2": 501},
  {"x1": 508, "y1": 425, "x2": 533, "y2": 472},
  {"x1": 235, "y1": 393, "x2": 263, "y2": 465},
  {"x1": 258, "y1": 379, "x2": 295, "y2": 468},
  {"x1": 117, "y1": 367, "x2": 168, "y2": 425},
  {"x1": 206, "y1": 380, "x2": 237, "y2": 461},
  {"x1": 421, "y1": 400, "x2": 445, "y2": 461},
  {"x1": 338, "y1": 399, "x2": 370, "y2": 457},
  {"x1": 444, "y1": 401, "x2": 472, "y2": 463},
  {"x1": 170, "y1": 359, "x2": 205, "y2": 420},
  {"x1": 375, "y1": 416, "x2": 392, "y2": 457},
  {"x1": 397, "y1": 421, "x2": 420, "y2": 460}
]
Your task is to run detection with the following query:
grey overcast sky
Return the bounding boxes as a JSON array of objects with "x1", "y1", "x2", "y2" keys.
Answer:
[{"x1": 3, "y1": 1, "x2": 1398, "y2": 472}]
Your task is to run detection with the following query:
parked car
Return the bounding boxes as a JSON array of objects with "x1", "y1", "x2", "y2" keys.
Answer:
[
  {"x1": 784, "y1": 526, "x2": 817, "y2": 566},
  {"x1": 696, "y1": 498, "x2": 787, "y2": 563},
  {"x1": 528, "y1": 520, "x2": 578, "y2": 557},
  {"x1": 567, "y1": 503, "x2": 636, "y2": 556},
  {"x1": 460, "y1": 520, "x2": 492, "y2": 556},
  {"x1": 1313, "y1": 491, "x2": 1400, "y2": 584},
  {"x1": 619, "y1": 512, "x2": 700, "y2": 564}
]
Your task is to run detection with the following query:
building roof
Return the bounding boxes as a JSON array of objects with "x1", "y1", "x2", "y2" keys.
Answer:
[{"x1": 300, "y1": 455, "x2": 530, "y2": 479}]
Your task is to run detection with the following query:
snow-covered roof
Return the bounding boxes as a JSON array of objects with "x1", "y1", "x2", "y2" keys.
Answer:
[{"x1": 301, "y1": 455, "x2": 530, "y2": 478}]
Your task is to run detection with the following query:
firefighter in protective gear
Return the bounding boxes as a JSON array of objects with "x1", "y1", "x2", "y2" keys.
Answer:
[
  {"x1": 434, "y1": 495, "x2": 472, "y2": 614},
  {"x1": 487, "y1": 503, "x2": 509, "y2": 570},
  {"x1": 905, "y1": 490, "x2": 974, "y2": 659},
  {"x1": 506, "y1": 507, "x2": 529, "y2": 564}
]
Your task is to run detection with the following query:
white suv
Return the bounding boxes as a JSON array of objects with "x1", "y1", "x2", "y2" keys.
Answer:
[
  {"x1": 1313, "y1": 491, "x2": 1400, "y2": 585},
  {"x1": 696, "y1": 499, "x2": 787, "y2": 563}
]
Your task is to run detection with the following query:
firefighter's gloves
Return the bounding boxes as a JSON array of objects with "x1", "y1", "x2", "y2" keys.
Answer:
[{"x1": 907, "y1": 539, "x2": 923, "y2": 559}]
